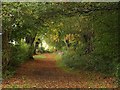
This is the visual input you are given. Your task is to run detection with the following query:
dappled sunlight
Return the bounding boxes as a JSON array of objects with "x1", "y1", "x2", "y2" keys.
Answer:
[
  {"x1": 2, "y1": 2, "x2": 119, "y2": 88},
  {"x1": 41, "y1": 40, "x2": 49, "y2": 50},
  {"x1": 33, "y1": 54, "x2": 46, "y2": 60}
]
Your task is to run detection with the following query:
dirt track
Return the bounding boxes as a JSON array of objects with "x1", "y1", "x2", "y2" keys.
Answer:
[{"x1": 2, "y1": 54, "x2": 117, "y2": 88}]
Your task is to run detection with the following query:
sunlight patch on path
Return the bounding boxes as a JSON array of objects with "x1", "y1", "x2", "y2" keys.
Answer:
[{"x1": 33, "y1": 54, "x2": 46, "y2": 60}]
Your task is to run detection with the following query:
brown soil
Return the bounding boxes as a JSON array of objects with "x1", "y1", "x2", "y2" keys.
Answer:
[{"x1": 1, "y1": 53, "x2": 118, "y2": 88}]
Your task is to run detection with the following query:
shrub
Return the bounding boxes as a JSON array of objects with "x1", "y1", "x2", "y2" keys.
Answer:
[
  {"x1": 116, "y1": 64, "x2": 120, "y2": 86},
  {"x1": 3, "y1": 41, "x2": 34, "y2": 78},
  {"x1": 62, "y1": 49, "x2": 117, "y2": 76},
  {"x1": 62, "y1": 49, "x2": 88, "y2": 70},
  {"x1": 9, "y1": 41, "x2": 30, "y2": 67},
  {"x1": 90, "y1": 53, "x2": 117, "y2": 75}
]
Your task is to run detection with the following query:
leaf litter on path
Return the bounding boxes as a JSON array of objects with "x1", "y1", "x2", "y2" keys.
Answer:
[{"x1": 2, "y1": 53, "x2": 118, "y2": 88}]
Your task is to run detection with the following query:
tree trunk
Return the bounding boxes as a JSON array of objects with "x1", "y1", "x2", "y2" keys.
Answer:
[
  {"x1": 26, "y1": 32, "x2": 37, "y2": 46},
  {"x1": 2, "y1": 31, "x2": 10, "y2": 73},
  {"x1": 25, "y1": 33, "x2": 37, "y2": 59},
  {"x1": 25, "y1": 35, "x2": 36, "y2": 46},
  {"x1": 83, "y1": 31, "x2": 94, "y2": 54}
]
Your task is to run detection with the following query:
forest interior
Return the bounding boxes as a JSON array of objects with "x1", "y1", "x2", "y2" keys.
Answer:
[{"x1": 1, "y1": 2, "x2": 120, "y2": 89}]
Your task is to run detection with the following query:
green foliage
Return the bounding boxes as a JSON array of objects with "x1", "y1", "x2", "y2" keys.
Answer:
[
  {"x1": 3, "y1": 41, "x2": 34, "y2": 78},
  {"x1": 9, "y1": 41, "x2": 30, "y2": 66},
  {"x1": 116, "y1": 64, "x2": 120, "y2": 86},
  {"x1": 28, "y1": 45, "x2": 34, "y2": 58},
  {"x1": 61, "y1": 9, "x2": 119, "y2": 76},
  {"x1": 3, "y1": 66, "x2": 16, "y2": 79},
  {"x1": 2, "y1": 2, "x2": 119, "y2": 81},
  {"x1": 62, "y1": 50, "x2": 117, "y2": 76},
  {"x1": 62, "y1": 50, "x2": 78, "y2": 69},
  {"x1": 89, "y1": 53, "x2": 117, "y2": 75}
]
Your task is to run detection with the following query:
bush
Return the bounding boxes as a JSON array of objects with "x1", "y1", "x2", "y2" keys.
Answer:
[
  {"x1": 62, "y1": 49, "x2": 117, "y2": 76},
  {"x1": 90, "y1": 53, "x2": 117, "y2": 75},
  {"x1": 3, "y1": 41, "x2": 34, "y2": 78},
  {"x1": 9, "y1": 41, "x2": 30, "y2": 67},
  {"x1": 3, "y1": 66, "x2": 16, "y2": 79},
  {"x1": 60, "y1": 10, "x2": 119, "y2": 77},
  {"x1": 116, "y1": 64, "x2": 120, "y2": 86},
  {"x1": 62, "y1": 50, "x2": 87, "y2": 70}
]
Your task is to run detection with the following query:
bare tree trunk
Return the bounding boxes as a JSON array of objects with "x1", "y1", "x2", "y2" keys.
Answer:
[
  {"x1": 83, "y1": 31, "x2": 94, "y2": 54},
  {"x1": 2, "y1": 31, "x2": 10, "y2": 72},
  {"x1": 25, "y1": 33, "x2": 37, "y2": 59}
]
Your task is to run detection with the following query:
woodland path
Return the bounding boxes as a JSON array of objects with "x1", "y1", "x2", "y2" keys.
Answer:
[{"x1": 2, "y1": 53, "x2": 117, "y2": 88}]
